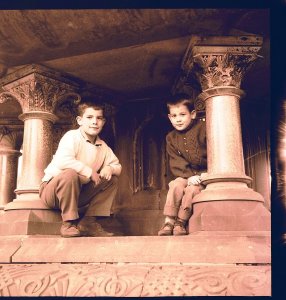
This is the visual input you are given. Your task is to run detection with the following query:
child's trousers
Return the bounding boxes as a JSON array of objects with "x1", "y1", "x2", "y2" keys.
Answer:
[
  {"x1": 163, "y1": 177, "x2": 204, "y2": 221},
  {"x1": 39, "y1": 168, "x2": 118, "y2": 221}
]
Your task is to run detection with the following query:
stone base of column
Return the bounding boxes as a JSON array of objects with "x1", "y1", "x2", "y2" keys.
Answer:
[
  {"x1": 0, "y1": 201, "x2": 125, "y2": 236},
  {"x1": 188, "y1": 181, "x2": 270, "y2": 232},
  {"x1": 188, "y1": 200, "x2": 271, "y2": 232},
  {"x1": 0, "y1": 209, "x2": 62, "y2": 235},
  {"x1": 4, "y1": 199, "x2": 50, "y2": 210}
]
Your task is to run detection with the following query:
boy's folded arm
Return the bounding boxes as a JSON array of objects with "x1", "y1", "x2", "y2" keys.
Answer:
[{"x1": 103, "y1": 147, "x2": 122, "y2": 176}]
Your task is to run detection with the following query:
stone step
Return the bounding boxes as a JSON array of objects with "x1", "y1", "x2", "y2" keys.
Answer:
[{"x1": 0, "y1": 231, "x2": 271, "y2": 264}]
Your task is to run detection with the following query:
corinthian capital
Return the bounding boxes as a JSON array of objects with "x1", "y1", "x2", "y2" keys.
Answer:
[
  {"x1": 0, "y1": 125, "x2": 22, "y2": 150},
  {"x1": 181, "y1": 35, "x2": 263, "y2": 91},
  {"x1": 0, "y1": 64, "x2": 81, "y2": 113}
]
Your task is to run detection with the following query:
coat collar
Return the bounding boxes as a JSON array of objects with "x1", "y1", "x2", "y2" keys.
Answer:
[{"x1": 78, "y1": 128, "x2": 103, "y2": 146}]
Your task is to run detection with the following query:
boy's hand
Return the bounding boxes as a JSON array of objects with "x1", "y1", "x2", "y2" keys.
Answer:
[
  {"x1": 99, "y1": 166, "x2": 113, "y2": 181},
  {"x1": 91, "y1": 169, "x2": 101, "y2": 185},
  {"x1": 187, "y1": 175, "x2": 202, "y2": 186}
]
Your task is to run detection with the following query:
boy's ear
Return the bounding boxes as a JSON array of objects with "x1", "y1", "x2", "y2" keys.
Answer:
[
  {"x1": 76, "y1": 116, "x2": 82, "y2": 126},
  {"x1": 191, "y1": 110, "x2": 196, "y2": 119},
  {"x1": 168, "y1": 114, "x2": 172, "y2": 121}
]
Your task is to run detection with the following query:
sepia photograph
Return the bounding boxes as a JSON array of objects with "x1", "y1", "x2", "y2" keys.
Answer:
[{"x1": 0, "y1": 6, "x2": 274, "y2": 297}]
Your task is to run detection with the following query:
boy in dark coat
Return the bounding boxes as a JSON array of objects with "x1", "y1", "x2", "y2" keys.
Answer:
[{"x1": 158, "y1": 95, "x2": 207, "y2": 235}]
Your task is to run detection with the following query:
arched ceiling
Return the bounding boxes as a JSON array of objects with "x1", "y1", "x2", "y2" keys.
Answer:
[{"x1": 0, "y1": 9, "x2": 269, "y2": 106}]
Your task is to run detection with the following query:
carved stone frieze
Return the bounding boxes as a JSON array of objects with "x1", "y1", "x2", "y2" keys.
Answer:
[
  {"x1": 0, "y1": 263, "x2": 270, "y2": 297},
  {"x1": 0, "y1": 73, "x2": 80, "y2": 114}
]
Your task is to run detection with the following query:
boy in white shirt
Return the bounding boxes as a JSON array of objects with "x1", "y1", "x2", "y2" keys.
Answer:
[{"x1": 40, "y1": 101, "x2": 122, "y2": 237}]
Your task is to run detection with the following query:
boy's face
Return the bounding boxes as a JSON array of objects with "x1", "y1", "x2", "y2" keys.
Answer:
[
  {"x1": 168, "y1": 103, "x2": 196, "y2": 131},
  {"x1": 76, "y1": 107, "x2": 105, "y2": 140}
]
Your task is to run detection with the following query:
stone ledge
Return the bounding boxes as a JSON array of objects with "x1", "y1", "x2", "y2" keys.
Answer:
[
  {"x1": 0, "y1": 236, "x2": 24, "y2": 263},
  {"x1": 7, "y1": 231, "x2": 270, "y2": 264},
  {"x1": 0, "y1": 263, "x2": 271, "y2": 296}
]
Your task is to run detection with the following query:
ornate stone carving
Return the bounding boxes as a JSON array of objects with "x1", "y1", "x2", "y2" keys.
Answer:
[
  {"x1": 0, "y1": 263, "x2": 270, "y2": 296},
  {"x1": 0, "y1": 92, "x2": 15, "y2": 104},
  {"x1": 0, "y1": 126, "x2": 22, "y2": 150},
  {"x1": 0, "y1": 74, "x2": 80, "y2": 114},
  {"x1": 142, "y1": 265, "x2": 270, "y2": 296},
  {"x1": 178, "y1": 36, "x2": 263, "y2": 91},
  {"x1": 192, "y1": 52, "x2": 259, "y2": 90}
]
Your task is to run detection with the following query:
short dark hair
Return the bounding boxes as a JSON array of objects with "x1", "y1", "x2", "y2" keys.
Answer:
[
  {"x1": 166, "y1": 94, "x2": 195, "y2": 113},
  {"x1": 77, "y1": 101, "x2": 106, "y2": 117}
]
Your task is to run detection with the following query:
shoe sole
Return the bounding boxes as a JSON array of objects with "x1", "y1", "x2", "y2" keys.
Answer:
[
  {"x1": 158, "y1": 232, "x2": 173, "y2": 236},
  {"x1": 79, "y1": 230, "x2": 114, "y2": 237},
  {"x1": 173, "y1": 232, "x2": 188, "y2": 236},
  {"x1": 61, "y1": 233, "x2": 82, "y2": 238}
]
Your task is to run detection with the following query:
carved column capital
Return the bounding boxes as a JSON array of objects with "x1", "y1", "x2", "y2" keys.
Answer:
[
  {"x1": 182, "y1": 35, "x2": 263, "y2": 91},
  {"x1": 0, "y1": 64, "x2": 81, "y2": 114},
  {"x1": 0, "y1": 125, "x2": 22, "y2": 151}
]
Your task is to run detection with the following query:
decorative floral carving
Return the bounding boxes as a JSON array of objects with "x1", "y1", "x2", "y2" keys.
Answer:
[
  {"x1": 0, "y1": 126, "x2": 19, "y2": 149},
  {"x1": 0, "y1": 263, "x2": 270, "y2": 297},
  {"x1": 193, "y1": 52, "x2": 259, "y2": 90},
  {"x1": 0, "y1": 92, "x2": 16, "y2": 104},
  {"x1": 142, "y1": 265, "x2": 271, "y2": 296},
  {"x1": 1, "y1": 74, "x2": 80, "y2": 114}
]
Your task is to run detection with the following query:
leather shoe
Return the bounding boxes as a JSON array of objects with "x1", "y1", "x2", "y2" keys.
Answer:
[
  {"x1": 173, "y1": 220, "x2": 187, "y2": 236},
  {"x1": 78, "y1": 216, "x2": 114, "y2": 237},
  {"x1": 158, "y1": 222, "x2": 174, "y2": 236},
  {"x1": 60, "y1": 221, "x2": 82, "y2": 238}
]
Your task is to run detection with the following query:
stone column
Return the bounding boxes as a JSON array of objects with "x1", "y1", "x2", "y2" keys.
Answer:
[
  {"x1": 0, "y1": 65, "x2": 80, "y2": 234},
  {"x1": 183, "y1": 36, "x2": 270, "y2": 231},
  {"x1": 13, "y1": 112, "x2": 57, "y2": 203},
  {"x1": 0, "y1": 126, "x2": 22, "y2": 209}
]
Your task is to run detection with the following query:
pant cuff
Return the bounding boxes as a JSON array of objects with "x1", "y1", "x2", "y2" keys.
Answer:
[
  {"x1": 62, "y1": 212, "x2": 79, "y2": 222},
  {"x1": 163, "y1": 204, "x2": 179, "y2": 217},
  {"x1": 177, "y1": 207, "x2": 192, "y2": 221}
]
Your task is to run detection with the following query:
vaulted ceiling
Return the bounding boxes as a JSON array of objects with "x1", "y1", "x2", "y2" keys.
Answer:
[{"x1": 0, "y1": 9, "x2": 269, "y2": 118}]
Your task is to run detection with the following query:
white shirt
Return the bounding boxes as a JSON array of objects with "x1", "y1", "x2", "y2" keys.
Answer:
[{"x1": 42, "y1": 128, "x2": 122, "y2": 183}]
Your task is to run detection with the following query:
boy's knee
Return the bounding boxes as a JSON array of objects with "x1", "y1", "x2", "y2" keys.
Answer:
[
  {"x1": 184, "y1": 184, "x2": 203, "y2": 195},
  {"x1": 61, "y1": 169, "x2": 79, "y2": 181},
  {"x1": 169, "y1": 177, "x2": 186, "y2": 189}
]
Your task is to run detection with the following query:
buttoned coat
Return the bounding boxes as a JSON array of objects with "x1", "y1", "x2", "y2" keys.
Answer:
[{"x1": 166, "y1": 119, "x2": 207, "y2": 179}]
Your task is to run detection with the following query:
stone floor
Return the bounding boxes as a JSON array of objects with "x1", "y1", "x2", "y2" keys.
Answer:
[{"x1": 0, "y1": 231, "x2": 271, "y2": 296}]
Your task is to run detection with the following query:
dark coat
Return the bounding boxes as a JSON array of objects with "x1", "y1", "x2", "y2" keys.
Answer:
[{"x1": 166, "y1": 119, "x2": 207, "y2": 178}]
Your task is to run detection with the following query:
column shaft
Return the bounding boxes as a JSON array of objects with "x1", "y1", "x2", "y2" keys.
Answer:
[
  {"x1": 15, "y1": 112, "x2": 56, "y2": 201},
  {"x1": 206, "y1": 94, "x2": 245, "y2": 175},
  {"x1": 0, "y1": 126, "x2": 21, "y2": 209},
  {"x1": 0, "y1": 150, "x2": 21, "y2": 208}
]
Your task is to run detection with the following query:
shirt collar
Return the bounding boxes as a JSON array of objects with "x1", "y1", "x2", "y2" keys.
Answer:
[
  {"x1": 176, "y1": 119, "x2": 197, "y2": 134},
  {"x1": 79, "y1": 128, "x2": 103, "y2": 146}
]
